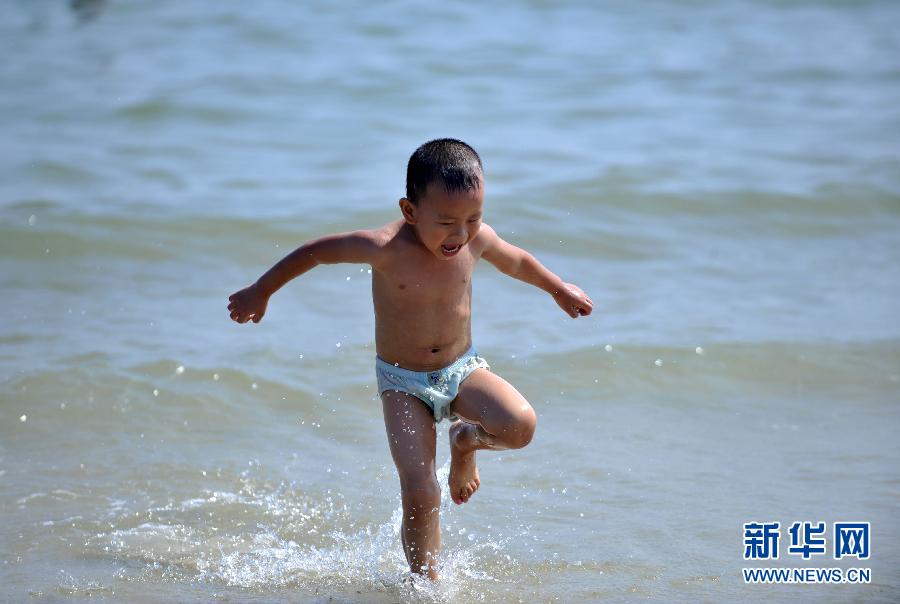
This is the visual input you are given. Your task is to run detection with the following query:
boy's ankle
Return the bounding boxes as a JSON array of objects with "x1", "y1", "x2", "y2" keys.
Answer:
[{"x1": 450, "y1": 421, "x2": 475, "y2": 453}]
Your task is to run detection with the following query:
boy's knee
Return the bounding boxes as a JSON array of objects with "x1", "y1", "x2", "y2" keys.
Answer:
[
  {"x1": 400, "y1": 474, "x2": 441, "y2": 508},
  {"x1": 509, "y1": 407, "x2": 536, "y2": 449}
]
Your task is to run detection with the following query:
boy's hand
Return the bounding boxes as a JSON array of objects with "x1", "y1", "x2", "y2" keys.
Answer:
[
  {"x1": 228, "y1": 283, "x2": 269, "y2": 324},
  {"x1": 553, "y1": 283, "x2": 593, "y2": 318}
]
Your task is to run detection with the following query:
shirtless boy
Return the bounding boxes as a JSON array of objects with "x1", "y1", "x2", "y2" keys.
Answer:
[{"x1": 227, "y1": 138, "x2": 593, "y2": 580}]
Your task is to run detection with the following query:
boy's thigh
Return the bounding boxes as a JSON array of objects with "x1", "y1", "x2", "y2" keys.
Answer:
[
  {"x1": 449, "y1": 368, "x2": 534, "y2": 432},
  {"x1": 381, "y1": 390, "x2": 438, "y2": 480}
]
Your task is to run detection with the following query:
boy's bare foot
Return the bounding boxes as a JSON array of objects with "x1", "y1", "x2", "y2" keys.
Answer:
[{"x1": 448, "y1": 421, "x2": 480, "y2": 505}]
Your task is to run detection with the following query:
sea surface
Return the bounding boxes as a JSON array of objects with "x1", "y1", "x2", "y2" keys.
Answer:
[{"x1": 2, "y1": 1, "x2": 899, "y2": 602}]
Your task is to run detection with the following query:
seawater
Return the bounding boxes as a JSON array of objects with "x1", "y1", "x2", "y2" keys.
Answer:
[{"x1": 1, "y1": 1, "x2": 899, "y2": 602}]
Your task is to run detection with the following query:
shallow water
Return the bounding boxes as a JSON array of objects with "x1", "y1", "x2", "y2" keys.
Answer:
[{"x1": 2, "y1": 1, "x2": 900, "y2": 602}]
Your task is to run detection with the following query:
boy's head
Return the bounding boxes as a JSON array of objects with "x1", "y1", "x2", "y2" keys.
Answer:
[
  {"x1": 405, "y1": 138, "x2": 483, "y2": 206},
  {"x1": 400, "y1": 138, "x2": 485, "y2": 260}
]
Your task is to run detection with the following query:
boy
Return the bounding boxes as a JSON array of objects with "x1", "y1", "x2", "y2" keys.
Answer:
[{"x1": 227, "y1": 138, "x2": 593, "y2": 580}]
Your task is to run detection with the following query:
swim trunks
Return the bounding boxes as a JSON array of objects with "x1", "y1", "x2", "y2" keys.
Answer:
[{"x1": 375, "y1": 344, "x2": 490, "y2": 423}]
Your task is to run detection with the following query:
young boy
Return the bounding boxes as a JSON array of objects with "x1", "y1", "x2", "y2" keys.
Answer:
[{"x1": 227, "y1": 138, "x2": 592, "y2": 580}]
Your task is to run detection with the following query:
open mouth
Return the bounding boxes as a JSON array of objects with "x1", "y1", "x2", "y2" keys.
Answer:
[{"x1": 441, "y1": 243, "x2": 462, "y2": 256}]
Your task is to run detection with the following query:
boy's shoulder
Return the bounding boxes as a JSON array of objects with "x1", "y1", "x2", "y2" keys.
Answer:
[
  {"x1": 350, "y1": 220, "x2": 407, "y2": 269},
  {"x1": 359, "y1": 220, "x2": 501, "y2": 267},
  {"x1": 471, "y1": 222, "x2": 502, "y2": 256},
  {"x1": 367, "y1": 219, "x2": 406, "y2": 251},
  {"x1": 474, "y1": 222, "x2": 498, "y2": 245}
]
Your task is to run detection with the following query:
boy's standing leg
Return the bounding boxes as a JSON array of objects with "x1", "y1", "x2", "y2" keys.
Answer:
[
  {"x1": 447, "y1": 368, "x2": 537, "y2": 504},
  {"x1": 382, "y1": 390, "x2": 442, "y2": 580}
]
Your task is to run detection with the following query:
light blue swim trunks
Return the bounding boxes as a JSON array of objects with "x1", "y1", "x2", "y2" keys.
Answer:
[{"x1": 376, "y1": 345, "x2": 490, "y2": 423}]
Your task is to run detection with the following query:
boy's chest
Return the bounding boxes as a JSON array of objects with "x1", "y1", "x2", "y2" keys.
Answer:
[{"x1": 379, "y1": 254, "x2": 476, "y2": 303}]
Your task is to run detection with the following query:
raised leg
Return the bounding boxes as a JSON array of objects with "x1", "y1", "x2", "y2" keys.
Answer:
[
  {"x1": 381, "y1": 390, "x2": 441, "y2": 580},
  {"x1": 447, "y1": 368, "x2": 537, "y2": 504}
]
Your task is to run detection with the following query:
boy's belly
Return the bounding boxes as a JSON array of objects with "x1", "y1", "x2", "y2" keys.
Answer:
[
  {"x1": 374, "y1": 305, "x2": 473, "y2": 371},
  {"x1": 371, "y1": 262, "x2": 475, "y2": 371}
]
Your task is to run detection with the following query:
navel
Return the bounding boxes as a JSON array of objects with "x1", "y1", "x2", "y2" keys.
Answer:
[
  {"x1": 431, "y1": 348, "x2": 440, "y2": 354},
  {"x1": 398, "y1": 284, "x2": 406, "y2": 290}
]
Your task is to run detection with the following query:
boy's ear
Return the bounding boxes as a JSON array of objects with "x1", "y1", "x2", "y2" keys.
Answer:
[{"x1": 399, "y1": 198, "x2": 417, "y2": 224}]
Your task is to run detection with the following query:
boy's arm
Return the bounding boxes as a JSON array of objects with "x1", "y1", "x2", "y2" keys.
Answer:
[
  {"x1": 256, "y1": 230, "x2": 382, "y2": 296},
  {"x1": 228, "y1": 230, "x2": 382, "y2": 324},
  {"x1": 480, "y1": 224, "x2": 593, "y2": 318}
]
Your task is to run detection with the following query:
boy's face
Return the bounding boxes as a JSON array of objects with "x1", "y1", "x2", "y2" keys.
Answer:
[{"x1": 400, "y1": 182, "x2": 484, "y2": 260}]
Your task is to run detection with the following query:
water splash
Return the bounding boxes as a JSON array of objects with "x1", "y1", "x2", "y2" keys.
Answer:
[{"x1": 82, "y1": 461, "x2": 516, "y2": 601}]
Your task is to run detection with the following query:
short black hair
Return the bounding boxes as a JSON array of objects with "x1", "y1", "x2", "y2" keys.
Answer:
[{"x1": 406, "y1": 138, "x2": 483, "y2": 205}]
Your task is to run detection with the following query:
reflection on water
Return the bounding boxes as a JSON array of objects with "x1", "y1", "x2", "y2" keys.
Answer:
[{"x1": 70, "y1": 0, "x2": 107, "y2": 22}]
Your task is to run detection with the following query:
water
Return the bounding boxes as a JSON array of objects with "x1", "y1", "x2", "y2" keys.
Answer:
[{"x1": 2, "y1": 0, "x2": 899, "y2": 601}]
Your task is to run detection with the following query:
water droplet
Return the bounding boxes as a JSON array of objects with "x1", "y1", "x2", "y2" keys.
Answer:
[
  {"x1": 152, "y1": 389, "x2": 159, "y2": 397},
  {"x1": 654, "y1": 359, "x2": 663, "y2": 367},
  {"x1": 604, "y1": 344, "x2": 613, "y2": 352},
  {"x1": 27, "y1": 215, "x2": 36, "y2": 226},
  {"x1": 251, "y1": 382, "x2": 258, "y2": 390},
  {"x1": 336, "y1": 342, "x2": 341, "y2": 348},
  {"x1": 213, "y1": 373, "x2": 220, "y2": 380},
  {"x1": 695, "y1": 346, "x2": 704, "y2": 355},
  {"x1": 20, "y1": 414, "x2": 27, "y2": 422},
  {"x1": 346, "y1": 276, "x2": 351, "y2": 281},
  {"x1": 299, "y1": 354, "x2": 304, "y2": 359},
  {"x1": 175, "y1": 365, "x2": 185, "y2": 374}
]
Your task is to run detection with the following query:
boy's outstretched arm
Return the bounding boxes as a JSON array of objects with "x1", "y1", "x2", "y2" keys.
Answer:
[
  {"x1": 228, "y1": 230, "x2": 382, "y2": 324},
  {"x1": 480, "y1": 224, "x2": 593, "y2": 318}
]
